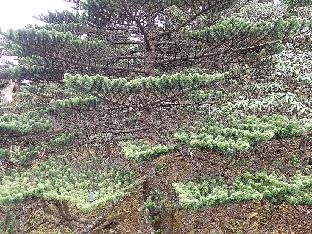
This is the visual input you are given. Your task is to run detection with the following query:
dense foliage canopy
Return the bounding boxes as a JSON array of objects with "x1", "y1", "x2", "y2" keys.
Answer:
[{"x1": 0, "y1": 0, "x2": 312, "y2": 233}]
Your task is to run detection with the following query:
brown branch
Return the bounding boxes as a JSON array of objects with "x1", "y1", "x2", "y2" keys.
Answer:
[
  {"x1": 79, "y1": 218, "x2": 116, "y2": 234},
  {"x1": 121, "y1": 1, "x2": 151, "y2": 50},
  {"x1": 0, "y1": 128, "x2": 64, "y2": 139},
  {"x1": 159, "y1": 0, "x2": 224, "y2": 36},
  {"x1": 156, "y1": 39, "x2": 282, "y2": 66},
  {"x1": 7, "y1": 38, "x2": 145, "y2": 75}
]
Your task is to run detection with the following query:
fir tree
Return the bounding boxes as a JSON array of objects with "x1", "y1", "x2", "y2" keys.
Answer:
[{"x1": 0, "y1": 0, "x2": 312, "y2": 233}]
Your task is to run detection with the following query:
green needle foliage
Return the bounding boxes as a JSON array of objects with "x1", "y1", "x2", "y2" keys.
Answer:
[
  {"x1": 174, "y1": 172, "x2": 312, "y2": 209},
  {"x1": 121, "y1": 140, "x2": 175, "y2": 161},
  {"x1": 0, "y1": 157, "x2": 137, "y2": 213},
  {"x1": 122, "y1": 115, "x2": 310, "y2": 159},
  {"x1": 0, "y1": 112, "x2": 51, "y2": 135},
  {"x1": 0, "y1": 131, "x2": 77, "y2": 165},
  {"x1": 187, "y1": 16, "x2": 311, "y2": 42},
  {"x1": 64, "y1": 72, "x2": 226, "y2": 94},
  {"x1": 46, "y1": 95, "x2": 98, "y2": 113},
  {"x1": 0, "y1": 0, "x2": 312, "y2": 232},
  {"x1": 175, "y1": 115, "x2": 309, "y2": 155},
  {"x1": 1, "y1": 0, "x2": 309, "y2": 81}
]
